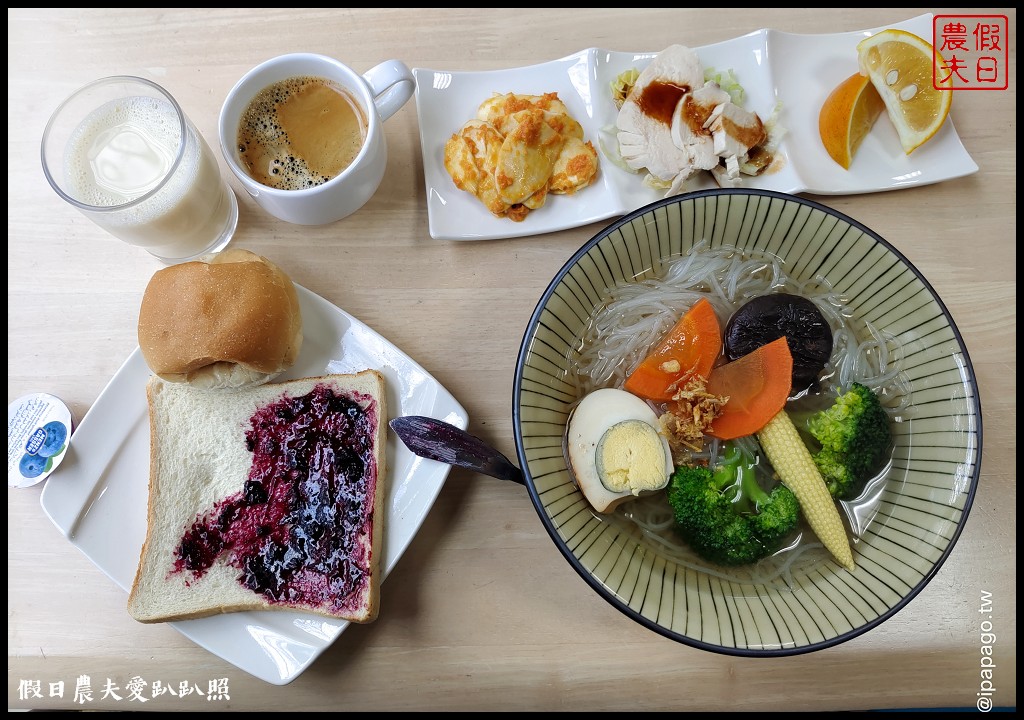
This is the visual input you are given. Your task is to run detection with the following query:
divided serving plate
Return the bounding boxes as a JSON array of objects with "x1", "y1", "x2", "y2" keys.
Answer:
[
  {"x1": 39, "y1": 286, "x2": 468, "y2": 685},
  {"x1": 413, "y1": 13, "x2": 977, "y2": 241}
]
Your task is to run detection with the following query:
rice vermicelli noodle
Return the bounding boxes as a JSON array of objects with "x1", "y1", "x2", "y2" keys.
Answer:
[{"x1": 564, "y1": 242, "x2": 910, "y2": 587}]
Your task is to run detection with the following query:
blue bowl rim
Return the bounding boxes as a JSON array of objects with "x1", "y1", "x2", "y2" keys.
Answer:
[{"x1": 511, "y1": 187, "x2": 983, "y2": 657}]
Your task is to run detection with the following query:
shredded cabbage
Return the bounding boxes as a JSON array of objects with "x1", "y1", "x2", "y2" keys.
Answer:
[
  {"x1": 610, "y1": 68, "x2": 640, "y2": 109},
  {"x1": 642, "y1": 174, "x2": 672, "y2": 192},
  {"x1": 704, "y1": 66, "x2": 745, "y2": 105},
  {"x1": 740, "y1": 101, "x2": 787, "y2": 176},
  {"x1": 597, "y1": 124, "x2": 641, "y2": 175}
]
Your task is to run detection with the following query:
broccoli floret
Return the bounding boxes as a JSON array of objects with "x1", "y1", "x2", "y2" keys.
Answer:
[
  {"x1": 807, "y1": 382, "x2": 892, "y2": 500},
  {"x1": 667, "y1": 444, "x2": 800, "y2": 566}
]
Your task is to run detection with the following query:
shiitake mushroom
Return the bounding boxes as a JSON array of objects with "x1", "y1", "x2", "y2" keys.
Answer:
[{"x1": 724, "y1": 293, "x2": 833, "y2": 394}]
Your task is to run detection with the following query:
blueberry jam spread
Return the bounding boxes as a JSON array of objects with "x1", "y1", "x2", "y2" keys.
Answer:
[{"x1": 173, "y1": 384, "x2": 379, "y2": 614}]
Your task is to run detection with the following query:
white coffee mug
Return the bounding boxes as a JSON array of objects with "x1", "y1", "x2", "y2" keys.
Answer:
[{"x1": 219, "y1": 53, "x2": 414, "y2": 225}]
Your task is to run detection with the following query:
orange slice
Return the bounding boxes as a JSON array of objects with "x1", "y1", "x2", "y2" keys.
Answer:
[
  {"x1": 856, "y1": 29, "x2": 953, "y2": 154},
  {"x1": 819, "y1": 72, "x2": 886, "y2": 169}
]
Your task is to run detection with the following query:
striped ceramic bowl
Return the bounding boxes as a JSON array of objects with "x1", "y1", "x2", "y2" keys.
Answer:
[{"x1": 512, "y1": 189, "x2": 981, "y2": 655}]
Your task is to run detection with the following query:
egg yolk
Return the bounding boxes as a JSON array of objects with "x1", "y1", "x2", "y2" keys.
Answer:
[{"x1": 596, "y1": 420, "x2": 668, "y2": 494}]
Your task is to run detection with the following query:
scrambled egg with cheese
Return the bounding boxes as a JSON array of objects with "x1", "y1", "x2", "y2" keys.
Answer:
[{"x1": 444, "y1": 92, "x2": 599, "y2": 222}]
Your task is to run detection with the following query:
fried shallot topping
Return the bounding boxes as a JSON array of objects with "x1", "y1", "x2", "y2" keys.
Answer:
[{"x1": 659, "y1": 375, "x2": 728, "y2": 454}]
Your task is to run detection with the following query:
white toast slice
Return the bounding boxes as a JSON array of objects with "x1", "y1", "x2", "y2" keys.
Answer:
[{"x1": 128, "y1": 370, "x2": 386, "y2": 624}]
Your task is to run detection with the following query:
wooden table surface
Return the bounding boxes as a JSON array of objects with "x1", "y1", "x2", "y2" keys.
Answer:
[{"x1": 8, "y1": 8, "x2": 1016, "y2": 712}]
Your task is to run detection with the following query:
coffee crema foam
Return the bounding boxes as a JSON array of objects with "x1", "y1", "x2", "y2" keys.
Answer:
[{"x1": 237, "y1": 76, "x2": 367, "y2": 191}]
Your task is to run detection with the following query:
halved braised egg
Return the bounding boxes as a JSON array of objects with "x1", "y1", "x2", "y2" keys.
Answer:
[{"x1": 565, "y1": 388, "x2": 673, "y2": 513}]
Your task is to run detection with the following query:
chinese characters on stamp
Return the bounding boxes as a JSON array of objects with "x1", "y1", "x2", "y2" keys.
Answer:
[{"x1": 934, "y1": 15, "x2": 1009, "y2": 90}]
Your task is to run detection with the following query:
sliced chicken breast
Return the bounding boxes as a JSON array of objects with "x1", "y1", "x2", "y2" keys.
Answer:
[
  {"x1": 616, "y1": 44, "x2": 705, "y2": 184},
  {"x1": 704, "y1": 101, "x2": 768, "y2": 160}
]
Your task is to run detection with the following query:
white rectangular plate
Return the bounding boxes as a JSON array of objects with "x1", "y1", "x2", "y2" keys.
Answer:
[
  {"x1": 414, "y1": 13, "x2": 977, "y2": 241},
  {"x1": 39, "y1": 285, "x2": 468, "y2": 685}
]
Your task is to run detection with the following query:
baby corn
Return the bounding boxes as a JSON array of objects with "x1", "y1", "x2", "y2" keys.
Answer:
[{"x1": 757, "y1": 410, "x2": 856, "y2": 572}]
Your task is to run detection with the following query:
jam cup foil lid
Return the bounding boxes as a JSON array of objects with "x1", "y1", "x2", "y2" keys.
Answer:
[{"x1": 8, "y1": 393, "x2": 75, "y2": 489}]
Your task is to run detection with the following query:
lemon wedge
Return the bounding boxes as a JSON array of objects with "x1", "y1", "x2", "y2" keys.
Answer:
[
  {"x1": 856, "y1": 29, "x2": 952, "y2": 154},
  {"x1": 819, "y1": 72, "x2": 886, "y2": 169}
]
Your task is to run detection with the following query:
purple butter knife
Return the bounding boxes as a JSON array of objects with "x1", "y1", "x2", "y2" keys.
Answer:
[{"x1": 389, "y1": 416, "x2": 525, "y2": 485}]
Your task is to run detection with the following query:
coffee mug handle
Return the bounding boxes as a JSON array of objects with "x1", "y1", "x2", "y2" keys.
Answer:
[{"x1": 363, "y1": 59, "x2": 415, "y2": 122}]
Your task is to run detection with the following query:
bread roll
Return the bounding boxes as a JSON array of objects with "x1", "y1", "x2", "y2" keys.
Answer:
[{"x1": 138, "y1": 249, "x2": 302, "y2": 389}]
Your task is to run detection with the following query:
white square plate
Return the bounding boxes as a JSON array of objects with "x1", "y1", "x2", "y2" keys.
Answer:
[
  {"x1": 413, "y1": 13, "x2": 977, "y2": 241},
  {"x1": 39, "y1": 285, "x2": 468, "y2": 685}
]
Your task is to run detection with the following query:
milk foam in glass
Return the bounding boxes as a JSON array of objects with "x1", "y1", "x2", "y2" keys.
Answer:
[{"x1": 42, "y1": 77, "x2": 238, "y2": 263}]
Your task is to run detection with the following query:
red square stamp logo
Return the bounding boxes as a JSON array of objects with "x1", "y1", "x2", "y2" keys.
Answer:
[{"x1": 934, "y1": 15, "x2": 1009, "y2": 90}]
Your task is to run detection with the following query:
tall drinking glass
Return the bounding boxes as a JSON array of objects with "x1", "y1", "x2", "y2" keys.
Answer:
[{"x1": 41, "y1": 76, "x2": 238, "y2": 263}]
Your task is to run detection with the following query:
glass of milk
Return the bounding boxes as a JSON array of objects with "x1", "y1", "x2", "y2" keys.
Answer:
[{"x1": 41, "y1": 76, "x2": 238, "y2": 263}]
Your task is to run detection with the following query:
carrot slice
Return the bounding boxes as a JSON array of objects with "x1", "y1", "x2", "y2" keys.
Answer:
[
  {"x1": 623, "y1": 298, "x2": 722, "y2": 402},
  {"x1": 706, "y1": 336, "x2": 793, "y2": 440}
]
